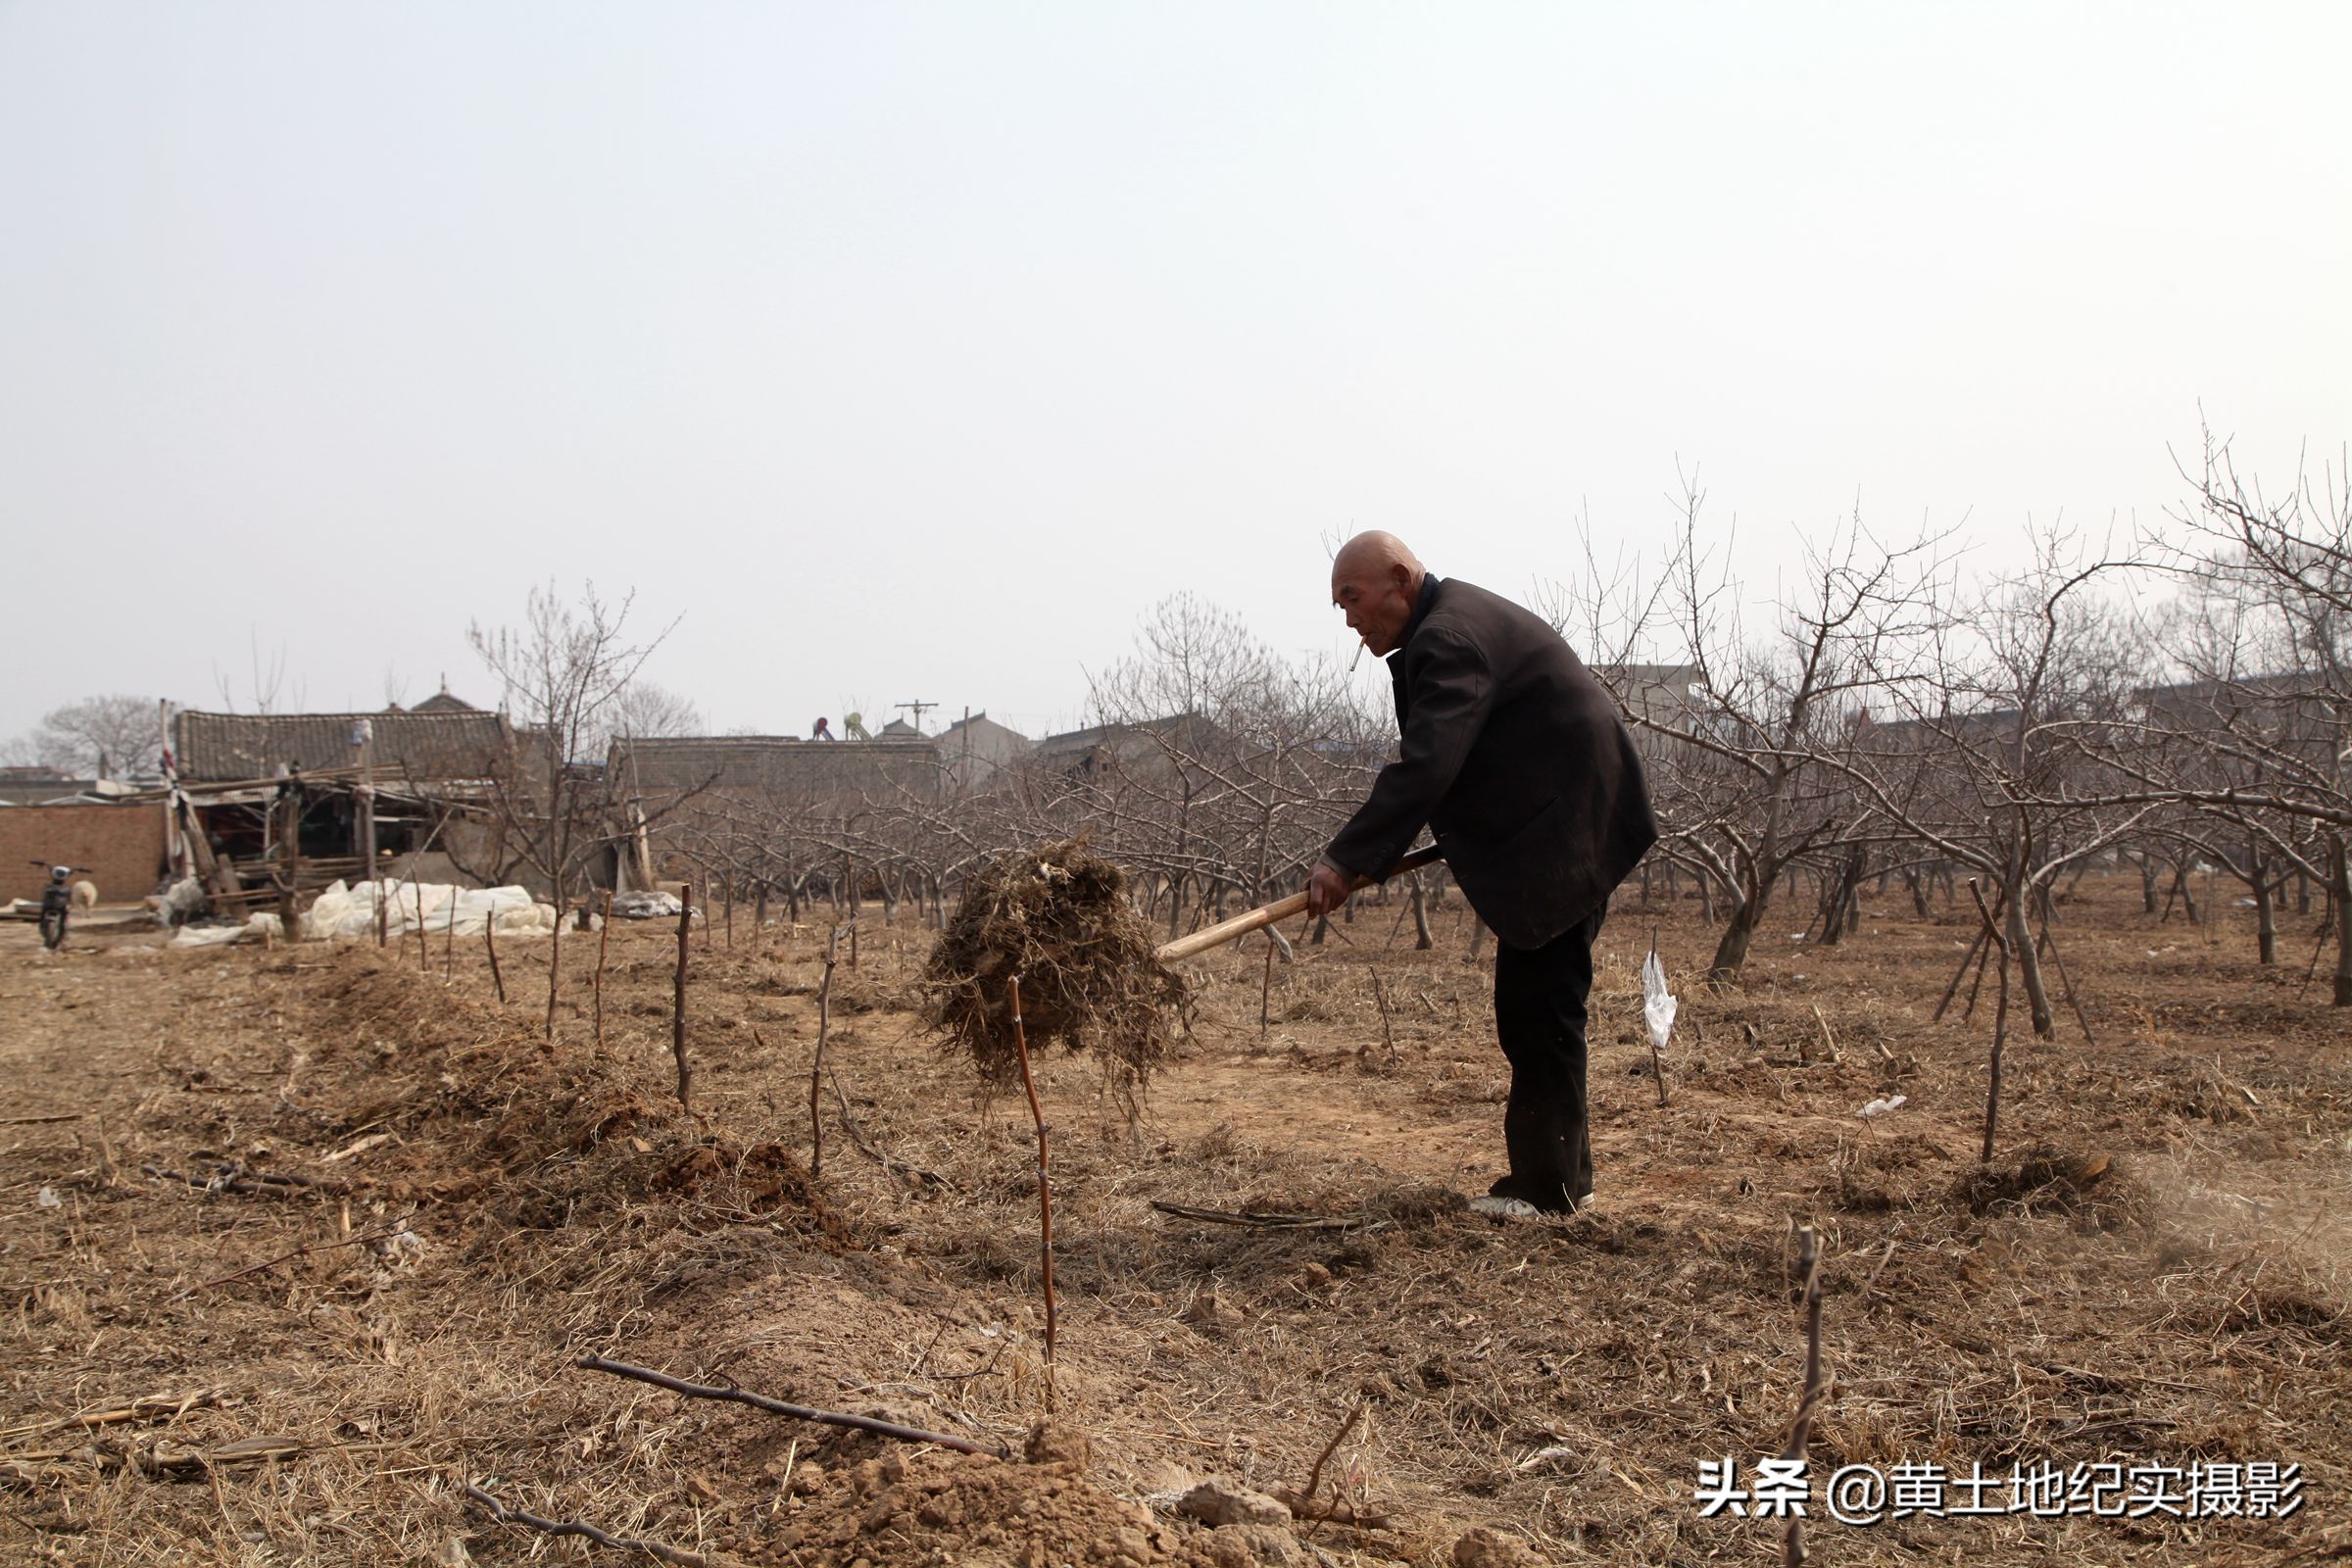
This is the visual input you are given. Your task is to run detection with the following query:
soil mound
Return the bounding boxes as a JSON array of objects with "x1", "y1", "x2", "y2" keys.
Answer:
[
  {"x1": 925, "y1": 839, "x2": 1188, "y2": 1090},
  {"x1": 750, "y1": 1451, "x2": 1175, "y2": 1567},
  {"x1": 286, "y1": 951, "x2": 843, "y2": 1241}
]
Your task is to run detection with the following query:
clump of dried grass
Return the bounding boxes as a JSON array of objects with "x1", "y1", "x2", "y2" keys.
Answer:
[
  {"x1": 1952, "y1": 1145, "x2": 2150, "y2": 1229},
  {"x1": 923, "y1": 839, "x2": 1188, "y2": 1089}
]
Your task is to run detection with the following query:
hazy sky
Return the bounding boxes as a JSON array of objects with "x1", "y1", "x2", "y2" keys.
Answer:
[{"x1": 3, "y1": 3, "x2": 2347, "y2": 746}]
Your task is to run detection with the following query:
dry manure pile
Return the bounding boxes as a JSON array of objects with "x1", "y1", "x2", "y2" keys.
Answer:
[{"x1": 925, "y1": 839, "x2": 1189, "y2": 1087}]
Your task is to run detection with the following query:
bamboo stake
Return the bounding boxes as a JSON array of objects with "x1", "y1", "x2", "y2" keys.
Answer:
[
  {"x1": 466, "y1": 1483, "x2": 710, "y2": 1568},
  {"x1": 1007, "y1": 973, "x2": 1058, "y2": 1391},
  {"x1": 672, "y1": 884, "x2": 693, "y2": 1109}
]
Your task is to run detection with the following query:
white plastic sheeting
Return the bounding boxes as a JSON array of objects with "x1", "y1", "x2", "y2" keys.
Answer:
[
  {"x1": 171, "y1": 912, "x2": 285, "y2": 948},
  {"x1": 301, "y1": 880, "x2": 563, "y2": 943}
]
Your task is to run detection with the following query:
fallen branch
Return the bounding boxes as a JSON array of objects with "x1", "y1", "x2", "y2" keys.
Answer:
[
  {"x1": 829, "y1": 1068, "x2": 956, "y2": 1192},
  {"x1": 575, "y1": 1355, "x2": 1008, "y2": 1457},
  {"x1": 1148, "y1": 1201, "x2": 1382, "y2": 1233},
  {"x1": 0, "y1": 1390, "x2": 220, "y2": 1443},
  {"x1": 141, "y1": 1162, "x2": 340, "y2": 1200},
  {"x1": 0, "y1": 1111, "x2": 83, "y2": 1126},
  {"x1": 466, "y1": 1482, "x2": 710, "y2": 1567},
  {"x1": 175, "y1": 1222, "x2": 408, "y2": 1298}
]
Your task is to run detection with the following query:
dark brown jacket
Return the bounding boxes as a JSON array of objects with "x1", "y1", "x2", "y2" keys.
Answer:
[{"x1": 1326, "y1": 576, "x2": 1657, "y2": 950}]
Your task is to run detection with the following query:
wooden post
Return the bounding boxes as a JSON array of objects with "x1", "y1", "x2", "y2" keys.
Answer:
[
  {"x1": 445, "y1": 885, "x2": 458, "y2": 981},
  {"x1": 415, "y1": 878, "x2": 430, "y2": 972},
  {"x1": 672, "y1": 884, "x2": 694, "y2": 1109},
  {"x1": 592, "y1": 890, "x2": 613, "y2": 1053},
  {"x1": 276, "y1": 780, "x2": 300, "y2": 938}
]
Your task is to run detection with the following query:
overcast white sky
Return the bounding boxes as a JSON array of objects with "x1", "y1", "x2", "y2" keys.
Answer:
[{"x1": 3, "y1": 3, "x2": 2347, "y2": 747}]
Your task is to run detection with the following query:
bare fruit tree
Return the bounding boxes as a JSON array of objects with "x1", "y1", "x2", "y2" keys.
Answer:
[
  {"x1": 16, "y1": 693, "x2": 160, "y2": 778},
  {"x1": 468, "y1": 582, "x2": 680, "y2": 1039}
]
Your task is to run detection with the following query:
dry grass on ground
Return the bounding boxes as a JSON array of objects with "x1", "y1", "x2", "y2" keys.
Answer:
[{"x1": 2, "y1": 873, "x2": 2348, "y2": 1565}]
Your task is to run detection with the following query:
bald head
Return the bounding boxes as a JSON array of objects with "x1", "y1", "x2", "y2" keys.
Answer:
[{"x1": 1331, "y1": 531, "x2": 1427, "y2": 658}]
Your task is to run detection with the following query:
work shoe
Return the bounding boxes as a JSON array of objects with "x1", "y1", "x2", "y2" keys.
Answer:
[{"x1": 1467, "y1": 1196, "x2": 1544, "y2": 1221}]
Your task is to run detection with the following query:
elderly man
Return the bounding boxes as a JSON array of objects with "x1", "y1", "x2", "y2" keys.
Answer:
[{"x1": 1307, "y1": 532, "x2": 1657, "y2": 1217}]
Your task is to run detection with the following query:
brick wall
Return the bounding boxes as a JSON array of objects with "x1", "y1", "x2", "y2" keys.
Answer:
[{"x1": 0, "y1": 805, "x2": 171, "y2": 905}]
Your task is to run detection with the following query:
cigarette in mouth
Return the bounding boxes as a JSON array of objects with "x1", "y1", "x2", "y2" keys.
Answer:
[{"x1": 1349, "y1": 640, "x2": 1367, "y2": 672}]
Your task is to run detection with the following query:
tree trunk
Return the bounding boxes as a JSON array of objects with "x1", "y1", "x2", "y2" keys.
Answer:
[
  {"x1": 2008, "y1": 887, "x2": 2055, "y2": 1039},
  {"x1": 1708, "y1": 890, "x2": 1764, "y2": 988},
  {"x1": 2251, "y1": 844, "x2": 2276, "y2": 966},
  {"x1": 2332, "y1": 838, "x2": 2352, "y2": 1007},
  {"x1": 1819, "y1": 849, "x2": 1864, "y2": 948},
  {"x1": 2139, "y1": 856, "x2": 2158, "y2": 914},
  {"x1": 1410, "y1": 876, "x2": 1433, "y2": 950}
]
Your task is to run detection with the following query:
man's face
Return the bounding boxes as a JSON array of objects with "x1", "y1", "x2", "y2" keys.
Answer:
[{"x1": 1332, "y1": 561, "x2": 1418, "y2": 657}]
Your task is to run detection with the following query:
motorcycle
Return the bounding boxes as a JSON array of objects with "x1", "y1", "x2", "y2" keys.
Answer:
[{"x1": 28, "y1": 863, "x2": 90, "y2": 951}]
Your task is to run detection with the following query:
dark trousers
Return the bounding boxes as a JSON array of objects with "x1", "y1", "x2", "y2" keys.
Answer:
[{"x1": 1489, "y1": 904, "x2": 1605, "y2": 1212}]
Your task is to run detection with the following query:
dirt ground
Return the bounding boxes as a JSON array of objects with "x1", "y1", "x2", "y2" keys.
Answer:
[{"x1": 2, "y1": 872, "x2": 2347, "y2": 1566}]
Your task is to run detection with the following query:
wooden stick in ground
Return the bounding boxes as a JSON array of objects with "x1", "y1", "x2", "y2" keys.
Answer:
[
  {"x1": 575, "y1": 1355, "x2": 1008, "y2": 1456},
  {"x1": 1293, "y1": 1398, "x2": 1368, "y2": 1530},
  {"x1": 592, "y1": 889, "x2": 612, "y2": 1053},
  {"x1": 808, "y1": 921, "x2": 842, "y2": 1176},
  {"x1": 1968, "y1": 878, "x2": 2012, "y2": 1162},
  {"x1": 415, "y1": 879, "x2": 429, "y2": 972},
  {"x1": 1007, "y1": 973, "x2": 1058, "y2": 1387},
  {"x1": 1782, "y1": 1225, "x2": 1826, "y2": 1568},
  {"x1": 483, "y1": 917, "x2": 506, "y2": 1003},
  {"x1": 2036, "y1": 911, "x2": 2097, "y2": 1046},
  {"x1": 465, "y1": 1483, "x2": 710, "y2": 1568},
  {"x1": 1931, "y1": 921, "x2": 1990, "y2": 1022},
  {"x1": 444, "y1": 885, "x2": 457, "y2": 981},
  {"x1": 672, "y1": 883, "x2": 693, "y2": 1109}
]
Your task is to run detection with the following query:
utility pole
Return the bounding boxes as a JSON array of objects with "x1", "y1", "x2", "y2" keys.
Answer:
[{"x1": 894, "y1": 700, "x2": 936, "y2": 734}]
